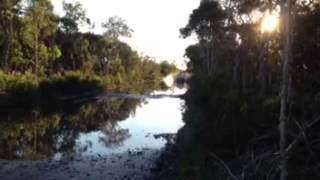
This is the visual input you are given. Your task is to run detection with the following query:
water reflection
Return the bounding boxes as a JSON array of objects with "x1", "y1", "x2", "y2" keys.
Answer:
[
  {"x1": 99, "y1": 121, "x2": 131, "y2": 148},
  {"x1": 0, "y1": 88, "x2": 185, "y2": 160}
]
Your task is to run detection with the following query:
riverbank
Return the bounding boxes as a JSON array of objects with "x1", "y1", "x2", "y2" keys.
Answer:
[
  {"x1": 0, "y1": 136, "x2": 184, "y2": 180},
  {"x1": 0, "y1": 132, "x2": 182, "y2": 180},
  {"x1": 0, "y1": 149, "x2": 161, "y2": 180},
  {"x1": 0, "y1": 71, "x2": 167, "y2": 107}
]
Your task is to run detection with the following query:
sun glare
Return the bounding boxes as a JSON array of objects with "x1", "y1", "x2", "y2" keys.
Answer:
[{"x1": 261, "y1": 11, "x2": 279, "y2": 33}]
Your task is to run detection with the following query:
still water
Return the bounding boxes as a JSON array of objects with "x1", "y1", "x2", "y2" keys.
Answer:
[{"x1": 0, "y1": 87, "x2": 185, "y2": 160}]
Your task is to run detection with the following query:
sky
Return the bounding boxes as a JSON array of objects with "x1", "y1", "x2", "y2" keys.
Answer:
[{"x1": 51, "y1": 0, "x2": 199, "y2": 69}]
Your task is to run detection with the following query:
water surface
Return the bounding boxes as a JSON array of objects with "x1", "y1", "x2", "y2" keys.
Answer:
[{"x1": 0, "y1": 87, "x2": 185, "y2": 160}]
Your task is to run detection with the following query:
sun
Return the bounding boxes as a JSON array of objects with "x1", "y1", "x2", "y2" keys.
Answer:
[{"x1": 261, "y1": 11, "x2": 279, "y2": 33}]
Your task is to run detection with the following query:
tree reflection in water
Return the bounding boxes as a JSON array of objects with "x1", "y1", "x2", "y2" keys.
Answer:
[
  {"x1": 0, "y1": 97, "x2": 142, "y2": 160},
  {"x1": 99, "y1": 121, "x2": 131, "y2": 148}
]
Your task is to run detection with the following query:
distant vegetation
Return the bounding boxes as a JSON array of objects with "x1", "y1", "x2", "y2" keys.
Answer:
[
  {"x1": 174, "y1": 1, "x2": 320, "y2": 180},
  {"x1": 0, "y1": 0, "x2": 177, "y2": 105}
]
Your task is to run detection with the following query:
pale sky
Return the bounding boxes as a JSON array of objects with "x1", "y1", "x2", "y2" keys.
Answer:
[{"x1": 51, "y1": 0, "x2": 199, "y2": 68}]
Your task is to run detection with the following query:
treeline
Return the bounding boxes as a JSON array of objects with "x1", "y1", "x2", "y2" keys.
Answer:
[
  {"x1": 173, "y1": 1, "x2": 320, "y2": 180},
  {"x1": 0, "y1": 0, "x2": 176, "y2": 101}
]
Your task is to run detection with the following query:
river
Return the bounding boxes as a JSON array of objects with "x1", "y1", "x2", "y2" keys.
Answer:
[{"x1": 0, "y1": 86, "x2": 185, "y2": 180}]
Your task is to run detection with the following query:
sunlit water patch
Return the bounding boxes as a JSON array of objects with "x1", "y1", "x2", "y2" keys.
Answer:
[{"x1": 74, "y1": 92, "x2": 185, "y2": 157}]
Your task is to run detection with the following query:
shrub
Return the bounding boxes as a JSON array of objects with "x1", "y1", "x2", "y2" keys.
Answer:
[{"x1": 0, "y1": 71, "x2": 40, "y2": 96}]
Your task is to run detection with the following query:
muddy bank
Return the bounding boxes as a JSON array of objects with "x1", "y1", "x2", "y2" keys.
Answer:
[
  {"x1": 151, "y1": 145, "x2": 178, "y2": 180},
  {"x1": 0, "y1": 149, "x2": 162, "y2": 180}
]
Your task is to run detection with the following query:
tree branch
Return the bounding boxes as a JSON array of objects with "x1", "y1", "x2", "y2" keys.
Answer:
[{"x1": 209, "y1": 153, "x2": 240, "y2": 180}]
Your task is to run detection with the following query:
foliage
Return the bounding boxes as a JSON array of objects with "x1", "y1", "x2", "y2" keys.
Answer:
[
  {"x1": 0, "y1": 0, "x2": 177, "y2": 104},
  {"x1": 176, "y1": 1, "x2": 320, "y2": 180},
  {"x1": 22, "y1": 0, "x2": 59, "y2": 74},
  {"x1": 60, "y1": 1, "x2": 91, "y2": 34},
  {"x1": 102, "y1": 16, "x2": 133, "y2": 41},
  {"x1": 160, "y1": 61, "x2": 177, "y2": 76}
]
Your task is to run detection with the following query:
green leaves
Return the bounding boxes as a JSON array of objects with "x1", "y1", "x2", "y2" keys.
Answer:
[
  {"x1": 0, "y1": 0, "x2": 176, "y2": 88},
  {"x1": 180, "y1": 1, "x2": 226, "y2": 40},
  {"x1": 102, "y1": 16, "x2": 133, "y2": 41},
  {"x1": 0, "y1": 0, "x2": 22, "y2": 69},
  {"x1": 21, "y1": 0, "x2": 59, "y2": 73},
  {"x1": 60, "y1": 1, "x2": 91, "y2": 34}
]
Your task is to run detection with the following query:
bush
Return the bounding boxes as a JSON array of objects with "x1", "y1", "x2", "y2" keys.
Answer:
[
  {"x1": 39, "y1": 71, "x2": 103, "y2": 96},
  {"x1": 0, "y1": 71, "x2": 104, "y2": 99},
  {"x1": 0, "y1": 69, "x2": 166, "y2": 106},
  {"x1": 0, "y1": 71, "x2": 40, "y2": 96}
]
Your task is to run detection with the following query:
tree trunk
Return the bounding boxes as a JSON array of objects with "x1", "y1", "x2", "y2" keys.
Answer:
[
  {"x1": 1, "y1": 18, "x2": 14, "y2": 71},
  {"x1": 242, "y1": 55, "x2": 248, "y2": 94},
  {"x1": 2, "y1": 38, "x2": 12, "y2": 71},
  {"x1": 279, "y1": 0, "x2": 293, "y2": 180},
  {"x1": 258, "y1": 41, "x2": 268, "y2": 97},
  {"x1": 233, "y1": 53, "x2": 240, "y2": 87},
  {"x1": 34, "y1": 39, "x2": 39, "y2": 74}
]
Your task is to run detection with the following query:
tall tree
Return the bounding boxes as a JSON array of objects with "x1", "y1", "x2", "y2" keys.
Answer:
[
  {"x1": 60, "y1": 1, "x2": 91, "y2": 34},
  {"x1": 279, "y1": 0, "x2": 294, "y2": 180},
  {"x1": 102, "y1": 16, "x2": 133, "y2": 41},
  {"x1": 0, "y1": 0, "x2": 21, "y2": 70},
  {"x1": 181, "y1": 1, "x2": 236, "y2": 77},
  {"x1": 23, "y1": 0, "x2": 59, "y2": 74}
]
